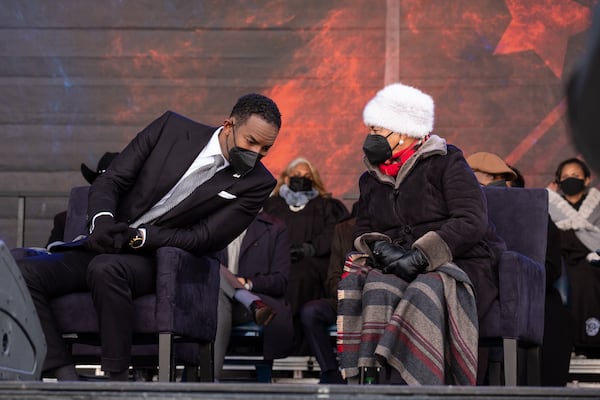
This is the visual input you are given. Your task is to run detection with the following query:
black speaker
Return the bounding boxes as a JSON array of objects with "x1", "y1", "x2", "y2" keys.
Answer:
[{"x1": 0, "y1": 240, "x2": 46, "y2": 380}]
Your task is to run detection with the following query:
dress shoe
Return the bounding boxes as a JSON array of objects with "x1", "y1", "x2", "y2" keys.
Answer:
[{"x1": 249, "y1": 299, "x2": 275, "y2": 326}]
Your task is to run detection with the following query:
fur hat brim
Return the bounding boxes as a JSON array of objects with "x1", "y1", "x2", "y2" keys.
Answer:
[{"x1": 363, "y1": 83, "x2": 434, "y2": 138}]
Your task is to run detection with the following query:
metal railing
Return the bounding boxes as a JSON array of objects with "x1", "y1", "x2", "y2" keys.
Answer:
[{"x1": 0, "y1": 191, "x2": 69, "y2": 247}]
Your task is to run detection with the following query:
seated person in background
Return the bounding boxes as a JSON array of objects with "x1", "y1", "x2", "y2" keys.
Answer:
[
  {"x1": 300, "y1": 202, "x2": 357, "y2": 384},
  {"x1": 465, "y1": 152, "x2": 516, "y2": 187},
  {"x1": 263, "y1": 157, "x2": 349, "y2": 354},
  {"x1": 467, "y1": 152, "x2": 573, "y2": 386},
  {"x1": 547, "y1": 157, "x2": 600, "y2": 358},
  {"x1": 213, "y1": 210, "x2": 294, "y2": 381}
]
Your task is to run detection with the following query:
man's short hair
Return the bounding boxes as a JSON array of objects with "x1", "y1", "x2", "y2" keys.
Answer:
[{"x1": 230, "y1": 93, "x2": 282, "y2": 129}]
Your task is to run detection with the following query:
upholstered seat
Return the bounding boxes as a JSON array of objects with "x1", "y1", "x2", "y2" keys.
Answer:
[
  {"x1": 49, "y1": 186, "x2": 220, "y2": 382},
  {"x1": 479, "y1": 186, "x2": 548, "y2": 386}
]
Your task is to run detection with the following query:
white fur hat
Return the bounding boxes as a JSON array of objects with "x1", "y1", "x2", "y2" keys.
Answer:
[{"x1": 363, "y1": 83, "x2": 434, "y2": 138}]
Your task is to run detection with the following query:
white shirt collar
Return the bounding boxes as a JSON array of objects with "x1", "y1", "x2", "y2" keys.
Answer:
[{"x1": 199, "y1": 126, "x2": 229, "y2": 167}]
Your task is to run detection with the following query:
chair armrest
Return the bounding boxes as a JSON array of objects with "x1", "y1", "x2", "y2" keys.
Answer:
[
  {"x1": 498, "y1": 250, "x2": 546, "y2": 343},
  {"x1": 155, "y1": 247, "x2": 220, "y2": 343}
]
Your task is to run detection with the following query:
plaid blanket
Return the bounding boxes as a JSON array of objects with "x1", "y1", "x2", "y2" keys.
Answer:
[{"x1": 337, "y1": 252, "x2": 478, "y2": 385}]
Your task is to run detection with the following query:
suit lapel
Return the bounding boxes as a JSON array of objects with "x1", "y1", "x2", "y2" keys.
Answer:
[
  {"x1": 149, "y1": 124, "x2": 214, "y2": 207},
  {"x1": 155, "y1": 165, "x2": 241, "y2": 223},
  {"x1": 239, "y1": 214, "x2": 269, "y2": 258}
]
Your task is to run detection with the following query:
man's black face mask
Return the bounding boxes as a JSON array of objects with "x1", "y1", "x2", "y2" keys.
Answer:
[{"x1": 228, "y1": 124, "x2": 262, "y2": 177}]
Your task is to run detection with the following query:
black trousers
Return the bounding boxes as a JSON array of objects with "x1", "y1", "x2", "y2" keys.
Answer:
[
  {"x1": 300, "y1": 299, "x2": 338, "y2": 373},
  {"x1": 17, "y1": 250, "x2": 156, "y2": 372}
]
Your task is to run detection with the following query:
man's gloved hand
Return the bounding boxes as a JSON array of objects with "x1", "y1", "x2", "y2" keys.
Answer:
[
  {"x1": 290, "y1": 243, "x2": 316, "y2": 263},
  {"x1": 383, "y1": 248, "x2": 428, "y2": 282},
  {"x1": 370, "y1": 240, "x2": 408, "y2": 270},
  {"x1": 86, "y1": 215, "x2": 129, "y2": 254}
]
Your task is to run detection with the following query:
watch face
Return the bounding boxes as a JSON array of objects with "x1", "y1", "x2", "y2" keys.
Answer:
[{"x1": 129, "y1": 235, "x2": 144, "y2": 249}]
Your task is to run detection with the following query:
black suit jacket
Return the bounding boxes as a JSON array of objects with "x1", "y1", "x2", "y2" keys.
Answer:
[{"x1": 88, "y1": 111, "x2": 276, "y2": 255}]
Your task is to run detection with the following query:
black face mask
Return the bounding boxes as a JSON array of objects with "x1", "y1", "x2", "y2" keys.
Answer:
[
  {"x1": 362, "y1": 132, "x2": 395, "y2": 165},
  {"x1": 559, "y1": 177, "x2": 586, "y2": 196},
  {"x1": 289, "y1": 176, "x2": 313, "y2": 192},
  {"x1": 228, "y1": 125, "x2": 262, "y2": 177}
]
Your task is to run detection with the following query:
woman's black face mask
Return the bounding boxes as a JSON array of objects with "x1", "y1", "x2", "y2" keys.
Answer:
[
  {"x1": 559, "y1": 177, "x2": 586, "y2": 196},
  {"x1": 289, "y1": 176, "x2": 313, "y2": 192},
  {"x1": 362, "y1": 132, "x2": 395, "y2": 164}
]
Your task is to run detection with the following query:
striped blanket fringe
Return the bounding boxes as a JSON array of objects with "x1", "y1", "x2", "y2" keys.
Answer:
[{"x1": 337, "y1": 251, "x2": 479, "y2": 385}]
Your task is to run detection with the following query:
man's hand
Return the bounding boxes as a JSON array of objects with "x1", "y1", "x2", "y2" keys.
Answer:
[{"x1": 86, "y1": 215, "x2": 129, "y2": 253}]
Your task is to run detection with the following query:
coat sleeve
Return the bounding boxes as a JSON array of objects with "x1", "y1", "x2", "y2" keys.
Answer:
[
  {"x1": 245, "y1": 219, "x2": 291, "y2": 297},
  {"x1": 142, "y1": 174, "x2": 275, "y2": 254},
  {"x1": 413, "y1": 151, "x2": 488, "y2": 269},
  {"x1": 309, "y1": 198, "x2": 350, "y2": 256},
  {"x1": 88, "y1": 111, "x2": 173, "y2": 218}
]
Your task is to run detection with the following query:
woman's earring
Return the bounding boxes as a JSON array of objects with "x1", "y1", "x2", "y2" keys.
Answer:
[{"x1": 398, "y1": 139, "x2": 404, "y2": 146}]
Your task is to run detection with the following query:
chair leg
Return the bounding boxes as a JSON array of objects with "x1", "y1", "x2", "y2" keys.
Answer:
[
  {"x1": 183, "y1": 365, "x2": 198, "y2": 382},
  {"x1": 255, "y1": 360, "x2": 273, "y2": 383},
  {"x1": 198, "y1": 342, "x2": 214, "y2": 382},
  {"x1": 526, "y1": 346, "x2": 541, "y2": 386},
  {"x1": 158, "y1": 333, "x2": 174, "y2": 382},
  {"x1": 488, "y1": 361, "x2": 502, "y2": 385},
  {"x1": 503, "y1": 338, "x2": 518, "y2": 386}
]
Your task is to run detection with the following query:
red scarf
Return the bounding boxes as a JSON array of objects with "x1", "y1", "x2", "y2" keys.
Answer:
[{"x1": 378, "y1": 145, "x2": 418, "y2": 177}]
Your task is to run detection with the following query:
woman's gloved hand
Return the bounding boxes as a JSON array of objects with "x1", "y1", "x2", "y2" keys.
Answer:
[
  {"x1": 370, "y1": 240, "x2": 408, "y2": 269},
  {"x1": 383, "y1": 248, "x2": 428, "y2": 282}
]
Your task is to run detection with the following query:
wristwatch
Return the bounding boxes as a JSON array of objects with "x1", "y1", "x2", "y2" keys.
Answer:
[
  {"x1": 243, "y1": 278, "x2": 253, "y2": 291},
  {"x1": 128, "y1": 229, "x2": 144, "y2": 249}
]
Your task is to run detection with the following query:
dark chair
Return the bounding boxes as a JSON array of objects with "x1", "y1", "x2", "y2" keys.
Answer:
[
  {"x1": 479, "y1": 187, "x2": 548, "y2": 386},
  {"x1": 49, "y1": 186, "x2": 219, "y2": 382}
]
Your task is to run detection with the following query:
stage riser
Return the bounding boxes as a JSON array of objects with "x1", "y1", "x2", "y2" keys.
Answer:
[{"x1": 1, "y1": 382, "x2": 600, "y2": 400}]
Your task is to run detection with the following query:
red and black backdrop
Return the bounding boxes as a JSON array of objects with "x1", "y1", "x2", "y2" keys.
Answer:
[{"x1": 0, "y1": 0, "x2": 596, "y2": 246}]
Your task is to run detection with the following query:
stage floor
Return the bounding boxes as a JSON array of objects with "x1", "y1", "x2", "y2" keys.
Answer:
[{"x1": 2, "y1": 381, "x2": 600, "y2": 400}]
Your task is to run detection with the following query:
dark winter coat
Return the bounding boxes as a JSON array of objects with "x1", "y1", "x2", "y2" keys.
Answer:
[
  {"x1": 229, "y1": 212, "x2": 294, "y2": 360},
  {"x1": 263, "y1": 195, "x2": 349, "y2": 315},
  {"x1": 355, "y1": 134, "x2": 505, "y2": 320}
]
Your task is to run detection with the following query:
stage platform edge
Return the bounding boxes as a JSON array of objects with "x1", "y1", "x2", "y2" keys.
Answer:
[{"x1": 1, "y1": 381, "x2": 600, "y2": 400}]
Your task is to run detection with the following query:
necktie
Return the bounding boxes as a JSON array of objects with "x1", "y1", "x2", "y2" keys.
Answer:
[{"x1": 131, "y1": 155, "x2": 224, "y2": 227}]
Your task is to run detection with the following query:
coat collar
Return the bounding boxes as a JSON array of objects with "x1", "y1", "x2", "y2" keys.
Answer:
[{"x1": 364, "y1": 134, "x2": 447, "y2": 188}]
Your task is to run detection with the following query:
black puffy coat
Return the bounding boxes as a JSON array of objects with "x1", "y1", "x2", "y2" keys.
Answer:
[{"x1": 355, "y1": 135, "x2": 505, "y2": 320}]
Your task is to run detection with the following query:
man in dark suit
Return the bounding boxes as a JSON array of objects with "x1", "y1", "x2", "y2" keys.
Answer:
[
  {"x1": 17, "y1": 93, "x2": 282, "y2": 381},
  {"x1": 214, "y1": 210, "x2": 294, "y2": 380}
]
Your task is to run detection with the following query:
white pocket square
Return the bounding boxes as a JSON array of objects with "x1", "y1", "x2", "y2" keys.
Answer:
[{"x1": 217, "y1": 190, "x2": 237, "y2": 200}]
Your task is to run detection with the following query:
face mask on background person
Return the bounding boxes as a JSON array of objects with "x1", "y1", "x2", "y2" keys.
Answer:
[
  {"x1": 559, "y1": 177, "x2": 586, "y2": 196},
  {"x1": 362, "y1": 132, "x2": 397, "y2": 165},
  {"x1": 288, "y1": 176, "x2": 313, "y2": 192}
]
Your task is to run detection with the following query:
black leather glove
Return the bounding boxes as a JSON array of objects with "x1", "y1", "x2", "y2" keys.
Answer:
[
  {"x1": 290, "y1": 243, "x2": 315, "y2": 263},
  {"x1": 370, "y1": 240, "x2": 408, "y2": 270},
  {"x1": 384, "y1": 248, "x2": 428, "y2": 282},
  {"x1": 86, "y1": 215, "x2": 129, "y2": 254}
]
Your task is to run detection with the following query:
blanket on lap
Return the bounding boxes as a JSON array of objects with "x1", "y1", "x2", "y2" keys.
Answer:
[{"x1": 337, "y1": 252, "x2": 478, "y2": 385}]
